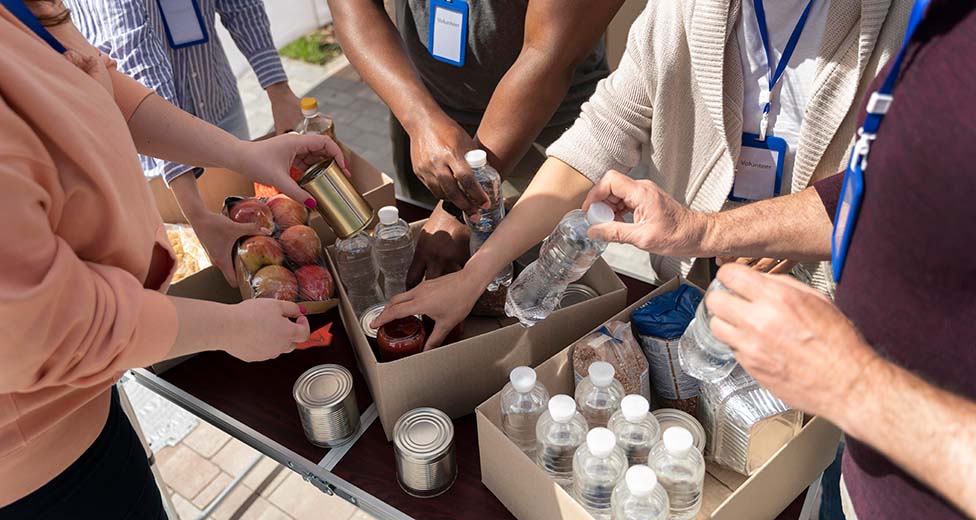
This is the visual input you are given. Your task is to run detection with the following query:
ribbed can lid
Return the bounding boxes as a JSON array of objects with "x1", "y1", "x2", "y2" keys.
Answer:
[
  {"x1": 393, "y1": 408, "x2": 454, "y2": 463},
  {"x1": 652, "y1": 408, "x2": 706, "y2": 453},
  {"x1": 556, "y1": 284, "x2": 600, "y2": 310},
  {"x1": 360, "y1": 303, "x2": 386, "y2": 339},
  {"x1": 293, "y1": 364, "x2": 354, "y2": 411}
]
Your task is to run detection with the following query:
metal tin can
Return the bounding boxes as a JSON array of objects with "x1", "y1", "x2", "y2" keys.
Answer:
[
  {"x1": 360, "y1": 303, "x2": 386, "y2": 339},
  {"x1": 293, "y1": 365, "x2": 361, "y2": 448},
  {"x1": 298, "y1": 159, "x2": 375, "y2": 239},
  {"x1": 393, "y1": 407, "x2": 457, "y2": 498},
  {"x1": 652, "y1": 408, "x2": 706, "y2": 453},
  {"x1": 557, "y1": 283, "x2": 600, "y2": 310}
]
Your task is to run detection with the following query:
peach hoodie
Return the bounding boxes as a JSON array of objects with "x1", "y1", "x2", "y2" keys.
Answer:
[{"x1": 0, "y1": 5, "x2": 179, "y2": 506}]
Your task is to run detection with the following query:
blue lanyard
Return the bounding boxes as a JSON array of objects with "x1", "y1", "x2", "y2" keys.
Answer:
[
  {"x1": 753, "y1": 0, "x2": 815, "y2": 140},
  {"x1": 1, "y1": 0, "x2": 67, "y2": 53}
]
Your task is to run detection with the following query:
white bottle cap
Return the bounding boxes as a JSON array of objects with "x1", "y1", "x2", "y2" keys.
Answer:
[
  {"x1": 620, "y1": 394, "x2": 650, "y2": 423},
  {"x1": 510, "y1": 366, "x2": 537, "y2": 393},
  {"x1": 548, "y1": 395, "x2": 577, "y2": 423},
  {"x1": 586, "y1": 201, "x2": 615, "y2": 225},
  {"x1": 625, "y1": 465, "x2": 658, "y2": 497},
  {"x1": 378, "y1": 206, "x2": 399, "y2": 225},
  {"x1": 588, "y1": 361, "x2": 615, "y2": 387},
  {"x1": 663, "y1": 426, "x2": 694, "y2": 454},
  {"x1": 586, "y1": 427, "x2": 617, "y2": 458},
  {"x1": 464, "y1": 149, "x2": 488, "y2": 168}
]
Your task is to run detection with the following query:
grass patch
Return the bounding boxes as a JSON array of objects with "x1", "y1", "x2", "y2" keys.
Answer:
[{"x1": 280, "y1": 24, "x2": 342, "y2": 66}]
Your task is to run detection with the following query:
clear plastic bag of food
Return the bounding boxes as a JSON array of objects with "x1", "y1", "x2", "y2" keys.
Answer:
[
  {"x1": 572, "y1": 320, "x2": 650, "y2": 400},
  {"x1": 164, "y1": 223, "x2": 211, "y2": 283}
]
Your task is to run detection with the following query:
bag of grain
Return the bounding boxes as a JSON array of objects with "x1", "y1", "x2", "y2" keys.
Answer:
[{"x1": 572, "y1": 320, "x2": 649, "y2": 400}]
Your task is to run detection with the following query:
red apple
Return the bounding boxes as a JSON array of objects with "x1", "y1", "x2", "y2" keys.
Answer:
[
  {"x1": 267, "y1": 194, "x2": 308, "y2": 230},
  {"x1": 237, "y1": 236, "x2": 285, "y2": 275},
  {"x1": 279, "y1": 225, "x2": 322, "y2": 265},
  {"x1": 229, "y1": 199, "x2": 274, "y2": 233},
  {"x1": 295, "y1": 265, "x2": 335, "y2": 301},
  {"x1": 251, "y1": 265, "x2": 298, "y2": 301}
]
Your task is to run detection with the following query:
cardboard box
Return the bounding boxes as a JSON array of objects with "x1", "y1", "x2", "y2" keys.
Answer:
[
  {"x1": 330, "y1": 228, "x2": 629, "y2": 440},
  {"x1": 476, "y1": 277, "x2": 842, "y2": 520}
]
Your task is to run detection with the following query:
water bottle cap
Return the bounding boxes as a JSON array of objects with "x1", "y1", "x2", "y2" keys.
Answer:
[
  {"x1": 586, "y1": 202, "x2": 615, "y2": 225},
  {"x1": 586, "y1": 427, "x2": 617, "y2": 458},
  {"x1": 625, "y1": 465, "x2": 658, "y2": 497},
  {"x1": 378, "y1": 206, "x2": 399, "y2": 225},
  {"x1": 663, "y1": 426, "x2": 694, "y2": 454},
  {"x1": 464, "y1": 149, "x2": 488, "y2": 168},
  {"x1": 620, "y1": 395, "x2": 650, "y2": 423},
  {"x1": 548, "y1": 395, "x2": 577, "y2": 423},
  {"x1": 510, "y1": 366, "x2": 537, "y2": 393},
  {"x1": 300, "y1": 97, "x2": 319, "y2": 117},
  {"x1": 588, "y1": 361, "x2": 615, "y2": 387}
]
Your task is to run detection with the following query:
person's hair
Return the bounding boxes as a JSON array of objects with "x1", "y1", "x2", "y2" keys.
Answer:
[{"x1": 26, "y1": 0, "x2": 71, "y2": 27}]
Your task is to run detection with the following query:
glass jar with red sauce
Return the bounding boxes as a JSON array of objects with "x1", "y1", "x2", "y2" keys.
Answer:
[{"x1": 377, "y1": 316, "x2": 427, "y2": 361}]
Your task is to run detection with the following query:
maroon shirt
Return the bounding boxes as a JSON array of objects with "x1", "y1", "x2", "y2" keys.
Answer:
[{"x1": 814, "y1": 2, "x2": 976, "y2": 518}]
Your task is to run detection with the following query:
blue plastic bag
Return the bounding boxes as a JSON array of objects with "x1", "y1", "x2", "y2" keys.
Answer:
[{"x1": 632, "y1": 285, "x2": 703, "y2": 340}]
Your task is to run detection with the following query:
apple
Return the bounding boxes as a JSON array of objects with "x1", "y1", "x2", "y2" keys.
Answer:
[
  {"x1": 295, "y1": 265, "x2": 335, "y2": 301},
  {"x1": 251, "y1": 265, "x2": 299, "y2": 301},
  {"x1": 267, "y1": 194, "x2": 308, "y2": 230},
  {"x1": 279, "y1": 225, "x2": 322, "y2": 265},
  {"x1": 237, "y1": 236, "x2": 285, "y2": 275},
  {"x1": 229, "y1": 199, "x2": 274, "y2": 234}
]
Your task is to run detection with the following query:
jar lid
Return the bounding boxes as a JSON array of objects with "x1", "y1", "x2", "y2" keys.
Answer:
[
  {"x1": 393, "y1": 407, "x2": 454, "y2": 463},
  {"x1": 652, "y1": 408, "x2": 706, "y2": 453},
  {"x1": 293, "y1": 364, "x2": 353, "y2": 411}
]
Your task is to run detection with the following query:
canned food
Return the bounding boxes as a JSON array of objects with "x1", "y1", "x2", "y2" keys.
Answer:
[
  {"x1": 298, "y1": 159, "x2": 375, "y2": 239},
  {"x1": 360, "y1": 303, "x2": 386, "y2": 339},
  {"x1": 293, "y1": 365, "x2": 361, "y2": 447},
  {"x1": 557, "y1": 283, "x2": 600, "y2": 310},
  {"x1": 393, "y1": 407, "x2": 457, "y2": 498},
  {"x1": 652, "y1": 408, "x2": 706, "y2": 453}
]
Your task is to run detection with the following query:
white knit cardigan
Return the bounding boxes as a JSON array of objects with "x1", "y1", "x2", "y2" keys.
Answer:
[{"x1": 548, "y1": 0, "x2": 912, "y2": 290}]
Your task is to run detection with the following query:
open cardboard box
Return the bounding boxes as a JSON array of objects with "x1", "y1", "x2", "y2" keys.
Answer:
[
  {"x1": 328, "y1": 221, "x2": 629, "y2": 440},
  {"x1": 476, "y1": 277, "x2": 842, "y2": 520}
]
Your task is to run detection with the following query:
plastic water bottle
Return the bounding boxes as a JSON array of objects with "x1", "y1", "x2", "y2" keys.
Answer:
[
  {"x1": 611, "y1": 465, "x2": 670, "y2": 520},
  {"x1": 372, "y1": 206, "x2": 414, "y2": 299},
  {"x1": 649, "y1": 427, "x2": 705, "y2": 520},
  {"x1": 608, "y1": 395, "x2": 661, "y2": 466},
  {"x1": 678, "y1": 279, "x2": 738, "y2": 382},
  {"x1": 297, "y1": 97, "x2": 335, "y2": 137},
  {"x1": 334, "y1": 232, "x2": 383, "y2": 316},
  {"x1": 505, "y1": 202, "x2": 615, "y2": 326},
  {"x1": 535, "y1": 395, "x2": 588, "y2": 489},
  {"x1": 572, "y1": 428, "x2": 628, "y2": 519},
  {"x1": 463, "y1": 150, "x2": 513, "y2": 291},
  {"x1": 575, "y1": 361, "x2": 625, "y2": 429},
  {"x1": 500, "y1": 366, "x2": 550, "y2": 457}
]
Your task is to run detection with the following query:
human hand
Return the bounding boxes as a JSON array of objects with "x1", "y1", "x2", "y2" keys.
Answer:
[
  {"x1": 705, "y1": 263, "x2": 879, "y2": 419},
  {"x1": 191, "y1": 210, "x2": 270, "y2": 287},
  {"x1": 232, "y1": 133, "x2": 350, "y2": 208},
  {"x1": 582, "y1": 171, "x2": 708, "y2": 257},
  {"x1": 371, "y1": 268, "x2": 485, "y2": 349},
  {"x1": 406, "y1": 205, "x2": 470, "y2": 288},
  {"x1": 716, "y1": 256, "x2": 797, "y2": 274},
  {"x1": 409, "y1": 116, "x2": 488, "y2": 214},
  {"x1": 224, "y1": 299, "x2": 310, "y2": 362},
  {"x1": 266, "y1": 82, "x2": 304, "y2": 135}
]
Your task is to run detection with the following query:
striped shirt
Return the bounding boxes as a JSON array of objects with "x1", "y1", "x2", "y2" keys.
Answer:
[{"x1": 67, "y1": 0, "x2": 288, "y2": 183}]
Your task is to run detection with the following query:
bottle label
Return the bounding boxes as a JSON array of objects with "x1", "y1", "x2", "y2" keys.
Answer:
[{"x1": 637, "y1": 334, "x2": 700, "y2": 400}]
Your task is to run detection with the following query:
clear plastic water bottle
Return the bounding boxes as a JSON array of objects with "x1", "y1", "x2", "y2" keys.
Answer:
[
  {"x1": 500, "y1": 366, "x2": 550, "y2": 457},
  {"x1": 608, "y1": 395, "x2": 661, "y2": 466},
  {"x1": 572, "y1": 427, "x2": 628, "y2": 519},
  {"x1": 372, "y1": 206, "x2": 414, "y2": 299},
  {"x1": 463, "y1": 150, "x2": 513, "y2": 292},
  {"x1": 505, "y1": 202, "x2": 615, "y2": 326},
  {"x1": 678, "y1": 279, "x2": 738, "y2": 382},
  {"x1": 649, "y1": 427, "x2": 705, "y2": 520},
  {"x1": 297, "y1": 97, "x2": 334, "y2": 137},
  {"x1": 535, "y1": 394, "x2": 588, "y2": 489},
  {"x1": 334, "y1": 232, "x2": 383, "y2": 316},
  {"x1": 575, "y1": 361, "x2": 625, "y2": 429},
  {"x1": 611, "y1": 465, "x2": 670, "y2": 520}
]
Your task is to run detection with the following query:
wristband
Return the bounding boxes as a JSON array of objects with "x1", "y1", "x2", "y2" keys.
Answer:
[{"x1": 441, "y1": 201, "x2": 467, "y2": 223}]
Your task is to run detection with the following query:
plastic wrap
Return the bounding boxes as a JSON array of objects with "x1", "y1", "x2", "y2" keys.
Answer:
[
  {"x1": 572, "y1": 320, "x2": 650, "y2": 400},
  {"x1": 164, "y1": 223, "x2": 212, "y2": 283}
]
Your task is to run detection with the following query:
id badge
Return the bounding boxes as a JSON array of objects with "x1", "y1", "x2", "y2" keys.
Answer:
[
  {"x1": 157, "y1": 0, "x2": 209, "y2": 49},
  {"x1": 730, "y1": 133, "x2": 788, "y2": 202},
  {"x1": 428, "y1": 0, "x2": 468, "y2": 67},
  {"x1": 831, "y1": 160, "x2": 865, "y2": 282}
]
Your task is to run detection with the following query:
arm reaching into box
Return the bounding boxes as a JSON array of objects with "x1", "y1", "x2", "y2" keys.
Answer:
[{"x1": 705, "y1": 264, "x2": 976, "y2": 518}]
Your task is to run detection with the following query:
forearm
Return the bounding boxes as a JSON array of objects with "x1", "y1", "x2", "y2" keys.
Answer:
[
  {"x1": 466, "y1": 157, "x2": 592, "y2": 284},
  {"x1": 840, "y1": 355, "x2": 976, "y2": 517},
  {"x1": 329, "y1": 0, "x2": 445, "y2": 133},
  {"x1": 167, "y1": 297, "x2": 239, "y2": 360}
]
